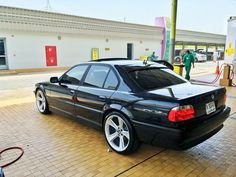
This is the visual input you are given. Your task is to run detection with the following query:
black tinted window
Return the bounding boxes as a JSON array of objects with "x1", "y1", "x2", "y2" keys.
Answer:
[
  {"x1": 60, "y1": 65, "x2": 88, "y2": 85},
  {"x1": 104, "y1": 70, "x2": 118, "y2": 90},
  {"x1": 129, "y1": 68, "x2": 186, "y2": 90},
  {"x1": 83, "y1": 65, "x2": 110, "y2": 88},
  {"x1": 0, "y1": 40, "x2": 5, "y2": 55}
]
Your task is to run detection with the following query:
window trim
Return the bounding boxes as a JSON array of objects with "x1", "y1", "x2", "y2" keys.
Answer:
[
  {"x1": 80, "y1": 63, "x2": 120, "y2": 91},
  {"x1": 102, "y1": 68, "x2": 111, "y2": 88}
]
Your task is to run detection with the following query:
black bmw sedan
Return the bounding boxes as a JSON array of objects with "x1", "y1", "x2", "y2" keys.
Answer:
[{"x1": 35, "y1": 59, "x2": 230, "y2": 154}]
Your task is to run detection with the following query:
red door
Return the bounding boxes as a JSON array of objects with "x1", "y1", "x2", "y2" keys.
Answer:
[{"x1": 45, "y1": 46, "x2": 57, "y2": 66}]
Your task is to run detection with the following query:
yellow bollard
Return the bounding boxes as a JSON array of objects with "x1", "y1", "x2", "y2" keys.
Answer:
[
  {"x1": 173, "y1": 64, "x2": 185, "y2": 76},
  {"x1": 220, "y1": 65, "x2": 232, "y2": 86},
  {"x1": 140, "y1": 56, "x2": 148, "y2": 61}
]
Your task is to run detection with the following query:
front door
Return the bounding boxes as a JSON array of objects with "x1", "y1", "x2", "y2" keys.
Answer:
[
  {"x1": 48, "y1": 64, "x2": 89, "y2": 116},
  {"x1": 127, "y1": 43, "x2": 133, "y2": 59},
  {"x1": 75, "y1": 65, "x2": 119, "y2": 125},
  {"x1": 0, "y1": 39, "x2": 7, "y2": 70}
]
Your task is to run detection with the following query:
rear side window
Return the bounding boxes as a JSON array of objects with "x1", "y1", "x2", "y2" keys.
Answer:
[
  {"x1": 104, "y1": 70, "x2": 119, "y2": 90},
  {"x1": 83, "y1": 65, "x2": 110, "y2": 88},
  {"x1": 129, "y1": 68, "x2": 186, "y2": 90},
  {"x1": 60, "y1": 65, "x2": 88, "y2": 85}
]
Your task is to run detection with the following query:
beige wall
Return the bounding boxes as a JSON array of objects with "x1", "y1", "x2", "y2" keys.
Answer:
[{"x1": 0, "y1": 30, "x2": 161, "y2": 70}]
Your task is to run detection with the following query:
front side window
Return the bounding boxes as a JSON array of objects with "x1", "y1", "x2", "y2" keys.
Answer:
[
  {"x1": 129, "y1": 68, "x2": 186, "y2": 90},
  {"x1": 60, "y1": 65, "x2": 88, "y2": 85},
  {"x1": 83, "y1": 65, "x2": 110, "y2": 88}
]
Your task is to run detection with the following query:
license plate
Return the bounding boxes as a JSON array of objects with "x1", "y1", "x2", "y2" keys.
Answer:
[{"x1": 206, "y1": 101, "x2": 216, "y2": 115}]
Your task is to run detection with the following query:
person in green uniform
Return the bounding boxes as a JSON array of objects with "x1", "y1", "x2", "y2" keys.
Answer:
[
  {"x1": 148, "y1": 52, "x2": 157, "y2": 61},
  {"x1": 183, "y1": 50, "x2": 195, "y2": 80}
]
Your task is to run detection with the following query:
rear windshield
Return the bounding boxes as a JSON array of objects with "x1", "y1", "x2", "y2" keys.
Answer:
[{"x1": 129, "y1": 68, "x2": 186, "y2": 90}]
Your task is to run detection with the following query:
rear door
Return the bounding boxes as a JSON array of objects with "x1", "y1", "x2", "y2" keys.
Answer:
[
  {"x1": 49, "y1": 65, "x2": 89, "y2": 116},
  {"x1": 75, "y1": 64, "x2": 119, "y2": 125}
]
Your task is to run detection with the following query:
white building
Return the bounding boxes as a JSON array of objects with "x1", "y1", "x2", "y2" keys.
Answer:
[
  {"x1": 224, "y1": 16, "x2": 236, "y2": 72},
  {"x1": 0, "y1": 6, "x2": 226, "y2": 71}
]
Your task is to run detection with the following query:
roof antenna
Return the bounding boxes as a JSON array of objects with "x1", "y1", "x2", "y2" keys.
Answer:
[
  {"x1": 143, "y1": 59, "x2": 148, "y2": 65},
  {"x1": 45, "y1": 0, "x2": 53, "y2": 12}
]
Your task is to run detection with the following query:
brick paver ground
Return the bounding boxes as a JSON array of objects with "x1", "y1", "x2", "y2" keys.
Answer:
[
  {"x1": 0, "y1": 102, "x2": 235, "y2": 177},
  {"x1": 0, "y1": 103, "x2": 162, "y2": 177},
  {"x1": 0, "y1": 63, "x2": 236, "y2": 177},
  {"x1": 120, "y1": 116, "x2": 236, "y2": 177}
]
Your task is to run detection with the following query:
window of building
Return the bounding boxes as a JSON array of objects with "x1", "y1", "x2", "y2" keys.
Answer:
[
  {"x1": 0, "y1": 40, "x2": 5, "y2": 55},
  {"x1": 0, "y1": 39, "x2": 7, "y2": 68}
]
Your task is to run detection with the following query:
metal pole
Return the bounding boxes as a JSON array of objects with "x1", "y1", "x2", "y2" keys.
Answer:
[{"x1": 170, "y1": 0, "x2": 178, "y2": 64}]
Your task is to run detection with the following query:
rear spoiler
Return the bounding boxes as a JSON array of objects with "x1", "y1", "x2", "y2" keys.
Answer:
[{"x1": 153, "y1": 60, "x2": 174, "y2": 70}]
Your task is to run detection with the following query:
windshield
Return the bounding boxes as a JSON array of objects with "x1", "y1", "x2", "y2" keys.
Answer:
[{"x1": 129, "y1": 68, "x2": 187, "y2": 90}]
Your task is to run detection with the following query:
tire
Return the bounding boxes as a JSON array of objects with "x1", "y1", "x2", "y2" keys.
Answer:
[
  {"x1": 36, "y1": 89, "x2": 50, "y2": 114},
  {"x1": 104, "y1": 112, "x2": 140, "y2": 154},
  {"x1": 175, "y1": 57, "x2": 180, "y2": 63}
]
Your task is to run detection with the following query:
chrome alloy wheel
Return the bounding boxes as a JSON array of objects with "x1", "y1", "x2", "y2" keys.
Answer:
[
  {"x1": 105, "y1": 115, "x2": 130, "y2": 152},
  {"x1": 36, "y1": 90, "x2": 46, "y2": 113}
]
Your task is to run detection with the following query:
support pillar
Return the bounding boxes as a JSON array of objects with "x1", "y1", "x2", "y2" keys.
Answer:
[
  {"x1": 169, "y1": 0, "x2": 178, "y2": 64},
  {"x1": 206, "y1": 44, "x2": 209, "y2": 60}
]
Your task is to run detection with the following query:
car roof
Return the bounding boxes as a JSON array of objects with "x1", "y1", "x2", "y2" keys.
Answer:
[{"x1": 87, "y1": 59, "x2": 166, "y2": 68}]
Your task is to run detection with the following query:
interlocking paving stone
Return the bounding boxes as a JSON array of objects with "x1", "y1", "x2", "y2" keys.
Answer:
[
  {"x1": 0, "y1": 103, "x2": 236, "y2": 177},
  {"x1": 0, "y1": 103, "x2": 162, "y2": 177},
  {"x1": 119, "y1": 119, "x2": 236, "y2": 177},
  {"x1": 229, "y1": 112, "x2": 236, "y2": 120}
]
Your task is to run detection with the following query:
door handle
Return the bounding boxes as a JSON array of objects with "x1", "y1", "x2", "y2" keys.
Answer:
[
  {"x1": 99, "y1": 95, "x2": 106, "y2": 100},
  {"x1": 70, "y1": 90, "x2": 75, "y2": 94},
  {"x1": 60, "y1": 83, "x2": 68, "y2": 88}
]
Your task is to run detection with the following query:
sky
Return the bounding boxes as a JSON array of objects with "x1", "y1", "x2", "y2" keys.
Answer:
[{"x1": 0, "y1": 0, "x2": 235, "y2": 35}]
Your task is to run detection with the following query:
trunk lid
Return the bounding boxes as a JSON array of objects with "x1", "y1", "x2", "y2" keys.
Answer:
[{"x1": 147, "y1": 83, "x2": 226, "y2": 118}]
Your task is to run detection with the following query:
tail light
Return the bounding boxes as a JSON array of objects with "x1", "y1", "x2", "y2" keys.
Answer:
[
  {"x1": 168, "y1": 105, "x2": 195, "y2": 122},
  {"x1": 224, "y1": 95, "x2": 227, "y2": 104}
]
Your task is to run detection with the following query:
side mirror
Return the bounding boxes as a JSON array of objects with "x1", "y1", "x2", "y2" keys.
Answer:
[{"x1": 50, "y1": 77, "x2": 59, "y2": 83}]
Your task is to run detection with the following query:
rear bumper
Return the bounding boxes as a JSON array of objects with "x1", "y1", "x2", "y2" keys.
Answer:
[
  {"x1": 197, "y1": 57, "x2": 207, "y2": 62},
  {"x1": 133, "y1": 106, "x2": 231, "y2": 149}
]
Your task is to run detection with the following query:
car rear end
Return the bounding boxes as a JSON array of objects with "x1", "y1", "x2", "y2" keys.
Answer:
[
  {"x1": 132, "y1": 88, "x2": 230, "y2": 149},
  {"x1": 196, "y1": 53, "x2": 207, "y2": 62},
  {"x1": 120, "y1": 63, "x2": 231, "y2": 149},
  {"x1": 162, "y1": 87, "x2": 230, "y2": 149}
]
